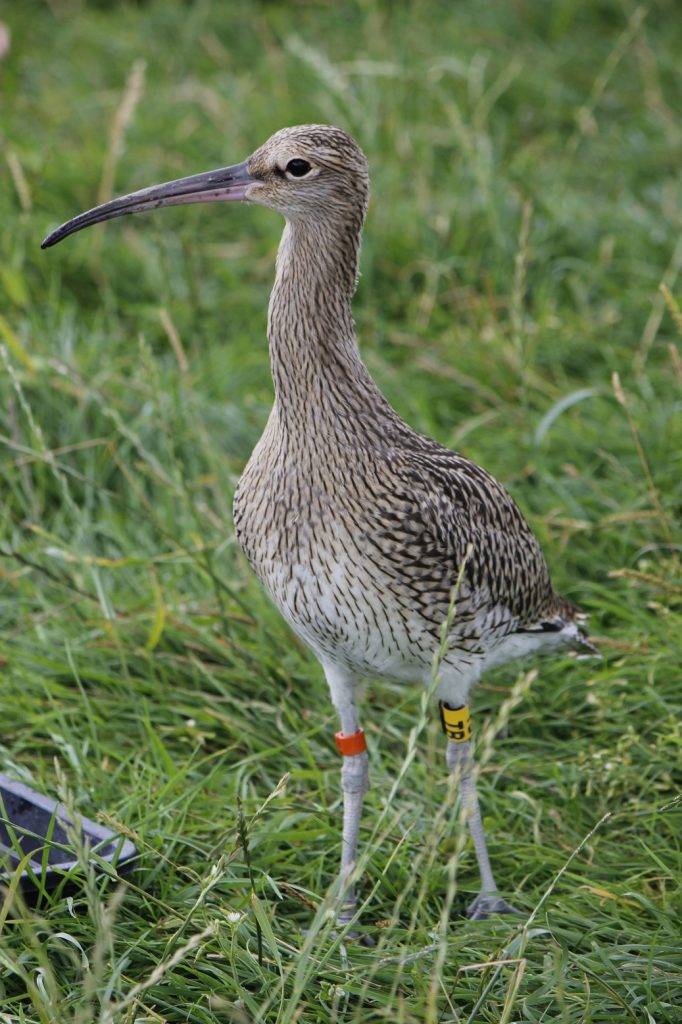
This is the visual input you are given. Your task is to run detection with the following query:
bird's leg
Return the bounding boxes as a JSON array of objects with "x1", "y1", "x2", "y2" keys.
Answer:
[
  {"x1": 440, "y1": 702, "x2": 520, "y2": 920},
  {"x1": 325, "y1": 667, "x2": 369, "y2": 928},
  {"x1": 335, "y1": 709, "x2": 369, "y2": 926}
]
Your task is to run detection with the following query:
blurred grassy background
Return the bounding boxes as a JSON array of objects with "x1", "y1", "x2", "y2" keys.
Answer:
[{"x1": 1, "y1": 1, "x2": 681, "y2": 1021}]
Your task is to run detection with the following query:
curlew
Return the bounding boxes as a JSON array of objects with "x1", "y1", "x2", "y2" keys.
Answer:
[{"x1": 43, "y1": 124, "x2": 594, "y2": 927}]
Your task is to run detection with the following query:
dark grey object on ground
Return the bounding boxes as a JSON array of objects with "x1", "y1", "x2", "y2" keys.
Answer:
[{"x1": 0, "y1": 774, "x2": 137, "y2": 893}]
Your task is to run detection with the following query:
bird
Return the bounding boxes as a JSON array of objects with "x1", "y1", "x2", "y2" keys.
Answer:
[{"x1": 42, "y1": 124, "x2": 594, "y2": 929}]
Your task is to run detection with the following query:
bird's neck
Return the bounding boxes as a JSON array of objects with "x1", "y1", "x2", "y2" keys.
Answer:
[{"x1": 267, "y1": 218, "x2": 380, "y2": 424}]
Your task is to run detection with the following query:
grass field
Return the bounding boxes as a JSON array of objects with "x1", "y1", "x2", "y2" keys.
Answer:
[{"x1": 1, "y1": 1, "x2": 681, "y2": 1020}]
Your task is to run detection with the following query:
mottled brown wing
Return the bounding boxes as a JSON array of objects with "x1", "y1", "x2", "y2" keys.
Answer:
[{"x1": 368, "y1": 438, "x2": 559, "y2": 631}]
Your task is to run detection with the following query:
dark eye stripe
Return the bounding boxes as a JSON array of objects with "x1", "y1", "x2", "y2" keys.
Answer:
[{"x1": 286, "y1": 158, "x2": 312, "y2": 177}]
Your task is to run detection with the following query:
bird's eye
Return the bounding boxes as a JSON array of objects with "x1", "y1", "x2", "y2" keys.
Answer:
[{"x1": 286, "y1": 158, "x2": 312, "y2": 178}]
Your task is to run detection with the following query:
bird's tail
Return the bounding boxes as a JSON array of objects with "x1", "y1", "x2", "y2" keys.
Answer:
[
  {"x1": 554, "y1": 599, "x2": 599, "y2": 657},
  {"x1": 517, "y1": 599, "x2": 599, "y2": 657}
]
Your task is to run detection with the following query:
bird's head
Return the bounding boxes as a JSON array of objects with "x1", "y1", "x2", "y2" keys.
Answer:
[
  {"x1": 41, "y1": 124, "x2": 369, "y2": 249},
  {"x1": 246, "y1": 125, "x2": 369, "y2": 224}
]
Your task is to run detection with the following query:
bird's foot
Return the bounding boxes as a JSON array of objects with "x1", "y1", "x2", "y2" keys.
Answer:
[
  {"x1": 335, "y1": 903, "x2": 376, "y2": 945},
  {"x1": 337, "y1": 927, "x2": 376, "y2": 947},
  {"x1": 466, "y1": 892, "x2": 523, "y2": 921}
]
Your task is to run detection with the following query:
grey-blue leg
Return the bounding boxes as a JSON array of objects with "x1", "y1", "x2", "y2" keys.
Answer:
[
  {"x1": 442, "y1": 704, "x2": 520, "y2": 919},
  {"x1": 324, "y1": 666, "x2": 370, "y2": 927}
]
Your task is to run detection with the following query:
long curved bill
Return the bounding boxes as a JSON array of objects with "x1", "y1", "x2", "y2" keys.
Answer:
[{"x1": 41, "y1": 160, "x2": 256, "y2": 249}]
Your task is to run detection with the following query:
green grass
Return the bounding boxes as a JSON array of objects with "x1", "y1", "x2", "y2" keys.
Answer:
[{"x1": 1, "y1": 0, "x2": 681, "y2": 1020}]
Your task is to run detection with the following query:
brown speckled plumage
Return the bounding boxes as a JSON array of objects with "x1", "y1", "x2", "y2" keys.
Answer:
[
  {"x1": 232, "y1": 125, "x2": 588, "y2": 705},
  {"x1": 43, "y1": 123, "x2": 594, "y2": 925}
]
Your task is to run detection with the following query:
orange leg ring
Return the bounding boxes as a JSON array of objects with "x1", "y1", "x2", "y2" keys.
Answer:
[{"x1": 335, "y1": 729, "x2": 367, "y2": 756}]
